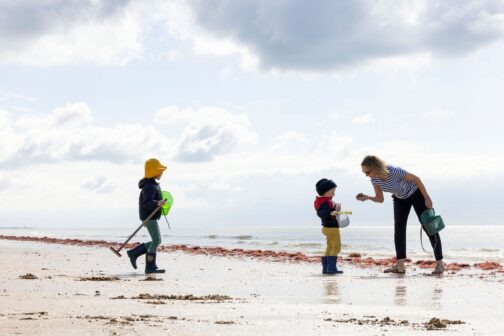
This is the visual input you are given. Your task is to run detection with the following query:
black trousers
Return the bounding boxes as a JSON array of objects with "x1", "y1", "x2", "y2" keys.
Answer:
[{"x1": 393, "y1": 189, "x2": 443, "y2": 261}]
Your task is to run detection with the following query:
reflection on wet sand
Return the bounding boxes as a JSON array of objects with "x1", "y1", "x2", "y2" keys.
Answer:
[
  {"x1": 324, "y1": 279, "x2": 341, "y2": 304},
  {"x1": 394, "y1": 283, "x2": 407, "y2": 306},
  {"x1": 392, "y1": 278, "x2": 444, "y2": 309},
  {"x1": 431, "y1": 283, "x2": 443, "y2": 310}
]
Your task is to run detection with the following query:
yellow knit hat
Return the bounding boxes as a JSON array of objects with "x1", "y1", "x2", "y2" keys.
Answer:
[{"x1": 144, "y1": 158, "x2": 167, "y2": 178}]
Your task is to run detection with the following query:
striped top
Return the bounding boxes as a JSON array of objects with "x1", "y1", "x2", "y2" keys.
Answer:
[{"x1": 371, "y1": 165, "x2": 417, "y2": 199}]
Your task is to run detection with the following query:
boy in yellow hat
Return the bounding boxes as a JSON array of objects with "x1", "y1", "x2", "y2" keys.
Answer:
[{"x1": 127, "y1": 158, "x2": 167, "y2": 274}]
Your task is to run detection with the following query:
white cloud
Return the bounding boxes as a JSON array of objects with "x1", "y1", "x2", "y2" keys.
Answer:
[
  {"x1": 156, "y1": 106, "x2": 257, "y2": 162},
  {"x1": 0, "y1": 103, "x2": 503, "y2": 227},
  {"x1": 3, "y1": 0, "x2": 503, "y2": 71},
  {"x1": 361, "y1": 140, "x2": 504, "y2": 180},
  {"x1": 0, "y1": 0, "x2": 145, "y2": 65},
  {"x1": 420, "y1": 108, "x2": 457, "y2": 121},
  {"x1": 208, "y1": 182, "x2": 243, "y2": 192},
  {"x1": 185, "y1": 0, "x2": 504, "y2": 72},
  {"x1": 16, "y1": 102, "x2": 93, "y2": 129},
  {"x1": 81, "y1": 176, "x2": 115, "y2": 193},
  {"x1": 154, "y1": 106, "x2": 196, "y2": 125},
  {"x1": 0, "y1": 92, "x2": 36, "y2": 102},
  {"x1": 1, "y1": 103, "x2": 259, "y2": 168},
  {"x1": 0, "y1": 172, "x2": 8, "y2": 190},
  {"x1": 352, "y1": 113, "x2": 375, "y2": 124},
  {"x1": 0, "y1": 102, "x2": 173, "y2": 167}
]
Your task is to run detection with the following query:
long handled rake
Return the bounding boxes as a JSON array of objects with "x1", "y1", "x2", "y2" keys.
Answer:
[{"x1": 109, "y1": 201, "x2": 165, "y2": 257}]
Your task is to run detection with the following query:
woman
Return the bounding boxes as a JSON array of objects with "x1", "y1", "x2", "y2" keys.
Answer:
[{"x1": 356, "y1": 155, "x2": 444, "y2": 274}]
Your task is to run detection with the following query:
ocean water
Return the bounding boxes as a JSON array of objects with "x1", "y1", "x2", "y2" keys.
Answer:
[{"x1": 1, "y1": 225, "x2": 503, "y2": 263}]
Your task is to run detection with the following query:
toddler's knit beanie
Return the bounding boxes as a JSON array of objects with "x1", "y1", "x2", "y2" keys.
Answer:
[{"x1": 316, "y1": 178, "x2": 337, "y2": 196}]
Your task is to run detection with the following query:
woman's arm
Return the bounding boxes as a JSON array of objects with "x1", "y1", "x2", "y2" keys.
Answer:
[
  {"x1": 357, "y1": 186, "x2": 384, "y2": 203},
  {"x1": 404, "y1": 172, "x2": 433, "y2": 208}
]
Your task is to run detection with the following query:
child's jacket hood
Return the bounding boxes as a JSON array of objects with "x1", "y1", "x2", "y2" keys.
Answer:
[
  {"x1": 138, "y1": 178, "x2": 157, "y2": 189},
  {"x1": 314, "y1": 196, "x2": 334, "y2": 210}
]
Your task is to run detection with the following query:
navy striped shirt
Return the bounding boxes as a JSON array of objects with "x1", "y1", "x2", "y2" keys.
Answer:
[{"x1": 371, "y1": 165, "x2": 417, "y2": 199}]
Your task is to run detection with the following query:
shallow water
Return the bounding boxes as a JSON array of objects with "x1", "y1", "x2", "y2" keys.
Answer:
[{"x1": 1, "y1": 225, "x2": 503, "y2": 263}]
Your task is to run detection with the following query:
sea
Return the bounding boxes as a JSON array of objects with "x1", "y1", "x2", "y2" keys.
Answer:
[{"x1": 1, "y1": 225, "x2": 502, "y2": 263}]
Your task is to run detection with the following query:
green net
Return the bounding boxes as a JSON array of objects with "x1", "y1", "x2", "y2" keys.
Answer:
[{"x1": 161, "y1": 191, "x2": 174, "y2": 216}]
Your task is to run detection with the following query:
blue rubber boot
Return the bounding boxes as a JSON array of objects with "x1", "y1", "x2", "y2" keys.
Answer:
[
  {"x1": 322, "y1": 256, "x2": 328, "y2": 274},
  {"x1": 145, "y1": 252, "x2": 165, "y2": 274},
  {"x1": 126, "y1": 243, "x2": 147, "y2": 270},
  {"x1": 326, "y1": 256, "x2": 336, "y2": 274},
  {"x1": 333, "y1": 256, "x2": 344, "y2": 274},
  {"x1": 326, "y1": 256, "x2": 343, "y2": 274}
]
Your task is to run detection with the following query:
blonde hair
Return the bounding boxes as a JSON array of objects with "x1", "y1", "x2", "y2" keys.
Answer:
[{"x1": 361, "y1": 155, "x2": 389, "y2": 179}]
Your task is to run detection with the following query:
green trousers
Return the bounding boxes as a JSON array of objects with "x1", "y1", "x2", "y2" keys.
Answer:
[{"x1": 144, "y1": 220, "x2": 161, "y2": 253}]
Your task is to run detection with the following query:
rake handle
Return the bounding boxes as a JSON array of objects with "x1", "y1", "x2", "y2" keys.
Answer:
[{"x1": 113, "y1": 199, "x2": 166, "y2": 254}]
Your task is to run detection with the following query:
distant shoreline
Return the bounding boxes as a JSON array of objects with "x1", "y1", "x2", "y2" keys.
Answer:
[{"x1": 0, "y1": 226, "x2": 36, "y2": 229}]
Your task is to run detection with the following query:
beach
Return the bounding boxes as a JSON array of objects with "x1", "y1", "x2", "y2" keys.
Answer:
[{"x1": 0, "y1": 237, "x2": 503, "y2": 335}]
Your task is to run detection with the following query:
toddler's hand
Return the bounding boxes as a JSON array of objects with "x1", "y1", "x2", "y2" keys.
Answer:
[{"x1": 335, "y1": 203, "x2": 341, "y2": 211}]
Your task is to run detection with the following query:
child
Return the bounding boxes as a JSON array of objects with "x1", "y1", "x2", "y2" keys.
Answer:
[
  {"x1": 127, "y1": 158, "x2": 167, "y2": 274},
  {"x1": 314, "y1": 178, "x2": 343, "y2": 275}
]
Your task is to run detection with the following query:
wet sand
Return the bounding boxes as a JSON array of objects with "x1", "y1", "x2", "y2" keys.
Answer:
[{"x1": 0, "y1": 238, "x2": 503, "y2": 335}]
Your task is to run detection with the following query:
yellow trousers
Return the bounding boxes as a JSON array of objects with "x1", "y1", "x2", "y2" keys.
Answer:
[{"x1": 322, "y1": 227, "x2": 341, "y2": 256}]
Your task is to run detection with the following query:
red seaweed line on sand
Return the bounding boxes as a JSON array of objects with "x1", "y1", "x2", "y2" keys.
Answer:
[{"x1": 0, "y1": 235, "x2": 502, "y2": 273}]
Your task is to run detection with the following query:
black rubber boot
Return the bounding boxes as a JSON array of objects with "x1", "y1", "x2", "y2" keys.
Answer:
[
  {"x1": 126, "y1": 243, "x2": 147, "y2": 270},
  {"x1": 145, "y1": 252, "x2": 165, "y2": 274}
]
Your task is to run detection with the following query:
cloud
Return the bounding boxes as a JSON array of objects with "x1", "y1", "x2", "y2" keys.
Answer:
[
  {"x1": 81, "y1": 176, "x2": 115, "y2": 193},
  {"x1": 352, "y1": 113, "x2": 375, "y2": 124},
  {"x1": 156, "y1": 106, "x2": 257, "y2": 162},
  {"x1": 0, "y1": 102, "x2": 172, "y2": 168},
  {"x1": 0, "y1": 0, "x2": 144, "y2": 65},
  {"x1": 0, "y1": 173, "x2": 8, "y2": 190},
  {"x1": 0, "y1": 103, "x2": 257, "y2": 168},
  {"x1": 185, "y1": 0, "x2": 504, "y2": 71},
  {"x1": 3, "y1": 1, "x2": 502, "y2": 70},
  {"x1": 0, "y1": 91, "x2": 36, "y2": 102},
  {"x1": 16, "y1": 102, "x2": 93, "y2": 129},
  {"x1": 420, "y1": 108, "x2": 457, "y2": 121}
]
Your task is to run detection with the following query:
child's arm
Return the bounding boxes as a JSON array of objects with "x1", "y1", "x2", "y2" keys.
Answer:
[
  {"x1": 317, "y1": 202, "x2": 335, "y2": 220},
  {"x1": 356, "y1": 186, "x2": 384, "y2": 203}
]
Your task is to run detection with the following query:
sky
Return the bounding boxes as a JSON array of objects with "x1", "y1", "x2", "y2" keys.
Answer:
[{"x1": 0, "y1": 0, "x2": 503, "y2": 229}]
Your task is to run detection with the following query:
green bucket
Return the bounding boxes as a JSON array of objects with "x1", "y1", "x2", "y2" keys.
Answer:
[{"x1": 420, "y1": 208, "x2": 445, "y2": 236}]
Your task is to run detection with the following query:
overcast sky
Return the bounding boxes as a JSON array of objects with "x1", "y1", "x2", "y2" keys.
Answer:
[{"x1": 1, "y1": 0, "x2": 503, "y2": 228}]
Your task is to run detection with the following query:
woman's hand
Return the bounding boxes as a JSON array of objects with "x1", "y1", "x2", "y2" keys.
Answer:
[
  {"x1": 356, "y1": 193, "x2": 367, "y2": 201},
  {"x1": 425, "y1": 197, "x2": 433, "y2": 209}
]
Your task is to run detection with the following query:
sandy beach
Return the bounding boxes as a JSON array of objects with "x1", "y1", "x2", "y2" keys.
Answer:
[{"x1": 1, "y1": 237, "x2": 503, "y2": 335}]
